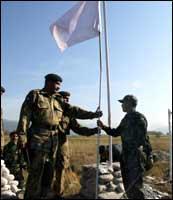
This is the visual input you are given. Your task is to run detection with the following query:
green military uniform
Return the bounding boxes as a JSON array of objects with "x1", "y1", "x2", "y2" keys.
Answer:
[
  {"x1": 3, "y1": 141, "x2": 26, "y2": 188},
  {"x1": 102, "y1": 111, "x2": 152, "y2": 199},
  {"x1": 17, "y1": 88, "x2": 100, "y2": 199},
  {"x1": 53, "y1": 115, "x2": 98, "y2": 196}
]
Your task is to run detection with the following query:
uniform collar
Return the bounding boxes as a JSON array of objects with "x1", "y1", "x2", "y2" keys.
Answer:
[{"x1": 40, "y1": 89, "x2": 62, "y2": 98}]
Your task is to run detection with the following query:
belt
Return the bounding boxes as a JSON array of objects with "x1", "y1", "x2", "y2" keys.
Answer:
[{"x1": 31, "y1": 124, "x2": 59, "y2": 131}]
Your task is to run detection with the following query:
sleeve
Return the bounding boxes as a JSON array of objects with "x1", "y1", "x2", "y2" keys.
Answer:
[
  {"x1": 102, "y1": 119, "x2": 124, "y2": 137},
  {"x1": 102, "y1": 126, "x2": 122, "y2": 137},
  {"x1": 3, "y1": 145, "x2": 11, "y2": 165},
  {"x1": 137, "y1": 116, "x2": 152, "y2": 156},
  {"x1": 63, "y1": 103, "x2": 97, "y2": 119},
  {"x1": 70, "y1": 118, "x2": 98, "y2": 136},
  {"x1": 16, "y1": 91, "x2": 36, "y2": 136}
]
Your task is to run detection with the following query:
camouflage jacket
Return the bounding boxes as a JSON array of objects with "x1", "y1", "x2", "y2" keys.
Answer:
[
  {"x1": 3, "y1": 141, "x2": 26, "y2": 170},
  {"x1": 103, "y1": 111, "x2": 152, "y2": 156},
  {"x1": 17, "y1": 89, "x2": 98, "y2": 138},
  {"x1": 58, "y1": 115, "x2": 98, "y2": 136}
]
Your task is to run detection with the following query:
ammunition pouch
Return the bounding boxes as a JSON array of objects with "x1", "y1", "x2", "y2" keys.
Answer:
[{"x1": 138, "y1": 147, "x2": 153, "y2": 171}]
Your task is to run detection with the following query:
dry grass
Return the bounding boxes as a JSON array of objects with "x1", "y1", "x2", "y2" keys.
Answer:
[
  {"x1": 67, "y1": 135, "x2": 172, "y2": 196},
  {"x1": 3, "y1": 134, "x2": 171, "y2": 196},
  {"x1": 68, "y1": 135, "x2": 170, "y2": 174}
]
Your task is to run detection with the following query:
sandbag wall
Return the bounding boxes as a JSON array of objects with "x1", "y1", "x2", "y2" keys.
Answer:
[
  {"x1": 80, "y1": 162, "x2": 126, "y2": 199},
  {"x1": 1, "y1": 160, "x2": 21, "y2": 199}
]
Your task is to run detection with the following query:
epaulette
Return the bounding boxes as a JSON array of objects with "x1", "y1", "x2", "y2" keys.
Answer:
[
  {"x1": 55, "y1": 92, "x2": 63, "y2": 97},
  {"x1": 28, "y1": 89, "x2": 41, "y2": 95},
  {"x1": 25, "y1": 89, "x2": 41, "y2": 104}
]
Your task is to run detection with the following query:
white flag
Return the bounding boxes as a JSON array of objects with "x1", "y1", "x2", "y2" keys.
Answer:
[{"x1": 50, "y1": 1, "x2": 100, "y2": 52}]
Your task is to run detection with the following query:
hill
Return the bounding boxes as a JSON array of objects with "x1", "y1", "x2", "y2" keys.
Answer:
[{"x1": 3, "y1": 119, "x2": 18, "y2": 132}]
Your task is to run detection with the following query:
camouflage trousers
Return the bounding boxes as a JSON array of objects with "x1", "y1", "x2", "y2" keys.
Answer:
[
  {"x1": 24, "y1": 132, "x2": 59, "y2": 199},
  {"x1": 41, "y1": 134, "x2": 70, "y2": 197},
  {"x1": 120, "y1": 149, "x2": 146, "y2": 199},
  {"x1": 53, "y1": 134, "x2": 70, "y2": 196}
]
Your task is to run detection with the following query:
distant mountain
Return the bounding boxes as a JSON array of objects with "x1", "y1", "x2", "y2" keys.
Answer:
[
  {"x1": 3, "y1": 119, "x2": 169, "y2": 135},
  {"x1": 3, "y1": 119, "x2": 18, "y2": 132}
]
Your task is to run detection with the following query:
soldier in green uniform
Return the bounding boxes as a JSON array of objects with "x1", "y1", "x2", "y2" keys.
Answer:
[
  {"x1": 1, "y1": 86, "x2": 5, "y2": 157},
  {"x1": 50, "y1": 91, "x2": 98, "y2": 198},
  {"x1": 3, "y1": 131, "x2": 27, "y2": 189},
  {"x1": 97, "y1": 95, "x2": 153, "y2": 199},
  {"x1": 16, "y1": 74, "x2": 102, "y2": 199}
]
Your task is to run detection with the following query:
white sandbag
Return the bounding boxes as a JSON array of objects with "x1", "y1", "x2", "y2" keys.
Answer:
[
  {"x1": 1, "y1": 166, "x2": 10, "y2": 177},
  {"x1": 9, "y1": 180, "x2": 19, "y2": 186},
  {"x1": 1, "y1": 177, "x2": 8, "y2": 187},
  {"x1": 1, "y1": 163, "x2": 5, "y2": 168},
  {"x1": 1, "y1": 190, "x2": 16, "y2": 196},
  {"x1": 11, "y1": 184, "x2": 21, "y2": 193},
  {"x1": 1, "y1": 159, "x2": 5, "y2": 165},
  {"x1": 6, "y1": 174, "x2": 15, "y2": 181},
  {"x1": 1, "y1": 184, "x2": 11, "y2": 191}
]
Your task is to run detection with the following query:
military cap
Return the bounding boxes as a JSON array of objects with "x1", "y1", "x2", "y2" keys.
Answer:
[
  {"x1": 1, "y1": 86, "x2": 5, "y2": 93},
  {"x1": 45, "y1": 73, "x2": 63, "y2": 82},
  {"x1": 118, "y1": 95, "x2": 138, "y2": 106},
  {"x1": 59, "y1": 91, "x2": 71, "y2": 97}
]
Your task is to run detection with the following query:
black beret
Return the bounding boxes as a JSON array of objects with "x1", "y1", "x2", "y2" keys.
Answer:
[
  {"x1": 118, "y1": 95, "x2": 138, "y2": 106},
  {"x1": 1, "y1": 86, "x2": 5, "y2": 93},
  {"x1": 45, "y1": 73, "x2": 63, "y2": 82},
  {"x1": 59, "y1": 91, "x2": 71, "y2": 97}
]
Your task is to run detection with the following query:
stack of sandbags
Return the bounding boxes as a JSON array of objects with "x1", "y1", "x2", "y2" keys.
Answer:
[
  {"x1": 1, "y1": 160, "x2": 21, "y2": 199},
  {"x1": 80, "y1": 162, "x2": 126, "y2": 199}
]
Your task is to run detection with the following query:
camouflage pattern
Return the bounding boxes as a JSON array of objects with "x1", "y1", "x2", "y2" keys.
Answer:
[
  {"x1": 17, "y1": 89, "x2": 100, "y2": 199},
  {"x1": 1, "y1": 109, "x2": 5, "y2": 156},
  {"x1": 3, "y1": 141, "x2": 26, "y2": 188},
  {"x1": 103, "y1": 111, "x2": 152, "y2": 199}
]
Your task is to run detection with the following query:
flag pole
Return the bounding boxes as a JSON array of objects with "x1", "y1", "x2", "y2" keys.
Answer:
[
  {"x1": 103, "y1": 1, "x2": 112, "y2": 167},
  {"x1": 168, "y1": 109, "x2": 172, "y2": 180},
  {"x1": 96, "y1": 2, "x2": 103, "y2": 199}
]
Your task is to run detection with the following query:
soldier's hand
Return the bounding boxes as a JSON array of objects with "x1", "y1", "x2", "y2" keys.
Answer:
[
  {"x1": 97, "y1": 120, "x2": 104, "y2": 129},
  {"x1": 94, "y1": 110, "x2": 103, "y2": 118}
]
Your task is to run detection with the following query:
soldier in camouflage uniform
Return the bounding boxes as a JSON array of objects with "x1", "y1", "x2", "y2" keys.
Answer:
[
  {"x1": 1, "y1": 86, "x2": 5, "y2": 157},
  {"x1": 16, "y1": 74, "x2": 102, "y2": 199},
  {"x1": 52, "y1": 91, "x2": 99, "y2": 198},
  {"x1": 97, "y1": 95, "x2": 153, "y2": 199},
  {"x1": 3, "y1": 131, "x2": 27, "y2": 189}
]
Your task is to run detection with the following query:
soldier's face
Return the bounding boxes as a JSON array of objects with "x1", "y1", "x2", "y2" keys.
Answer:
[
  {"x1": 122, "y1": 101, "x2": 131, "y2": 112},
  {"x1": 54, "y1": 81, "x2": 61, "y2": 91},
  {"x1": 11, "y1": 134, "x2": 18, "y2": 142},
  {"x1": 63, "y1": 96, "x2": 70, "y2": 103},
  {"x1": 47, "y1": 81, "x2": 61, "y2": 92}
]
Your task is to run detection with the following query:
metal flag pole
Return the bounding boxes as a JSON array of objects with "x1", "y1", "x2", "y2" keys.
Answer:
[
  {"x1": 103, "y1": 1, "x2": 112, "y2": 167},
  {"x1": 168, "y1": 109, "x2": 172, "y2": 180},
  {"x1": 96, "y1": 1, "x2": 103, "y2": 199}
]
